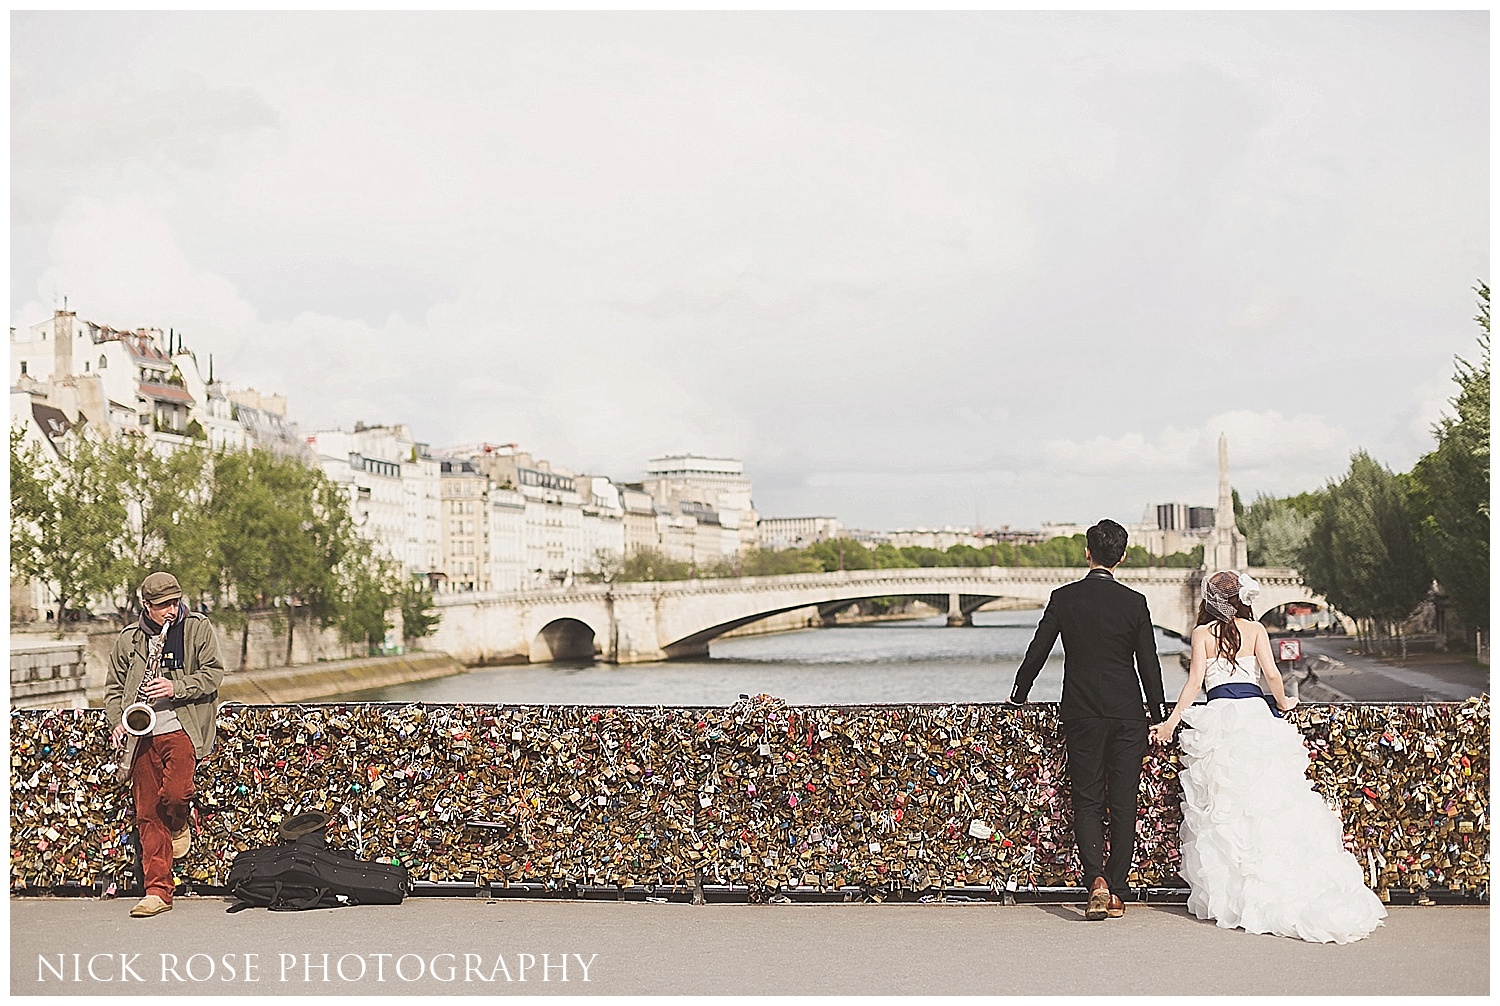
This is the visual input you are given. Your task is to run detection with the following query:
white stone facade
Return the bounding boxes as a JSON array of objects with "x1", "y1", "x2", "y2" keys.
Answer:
[
  {"x1": 307, "y1": 424, "x2": 442, "y2": 583},
  {"x1": 758, "y1": 516, "x2": 843, "y2": 551},
  {"x1": 642, "y1": 454, "x2": 759, "y2": 556},
  {"x1": 886, "y1": 527, "x2": 989, "y2": 551}
]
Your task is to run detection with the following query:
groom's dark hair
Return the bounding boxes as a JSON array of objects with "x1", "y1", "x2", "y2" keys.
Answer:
[{"x1": 1086, "y1": 519, "x2": 1129, "y2": 568}]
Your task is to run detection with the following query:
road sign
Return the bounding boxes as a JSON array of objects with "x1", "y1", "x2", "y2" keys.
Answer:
[{"x1": 1277, "y1": 639, "x2": 1302, "y2": 663}]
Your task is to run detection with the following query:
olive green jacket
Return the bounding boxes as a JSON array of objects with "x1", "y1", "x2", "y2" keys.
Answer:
[{"x1": 105, "y1": 612, "x2": 226, "y2": 760}]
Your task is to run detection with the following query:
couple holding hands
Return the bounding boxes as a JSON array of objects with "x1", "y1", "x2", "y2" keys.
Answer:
[{"x1": 1007, "y1": 519, "x2": 1385, "y2": 943}]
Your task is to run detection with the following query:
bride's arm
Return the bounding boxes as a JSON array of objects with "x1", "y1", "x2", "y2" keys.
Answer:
[
  {"x1": 1151, "y1": 627, "x2": 1207, "y2": 742},
  {"x1": 1254, "y1": 622, "x2": 1296, "y2": 711}
]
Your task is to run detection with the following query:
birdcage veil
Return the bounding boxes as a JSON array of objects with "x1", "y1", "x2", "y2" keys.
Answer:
[{"x1": 1203, "y1": 569, "x2": 1261, "y2": 619}]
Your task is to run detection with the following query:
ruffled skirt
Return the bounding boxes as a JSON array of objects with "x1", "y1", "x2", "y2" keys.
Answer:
[{"x1": 1177, "y1": 698, "x2": 1387, "y2": 943}]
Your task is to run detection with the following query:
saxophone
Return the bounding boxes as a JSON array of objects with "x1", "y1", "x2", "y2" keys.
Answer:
[{"x1": 116, "y1": 616, "x2": 170, "y2": 783}]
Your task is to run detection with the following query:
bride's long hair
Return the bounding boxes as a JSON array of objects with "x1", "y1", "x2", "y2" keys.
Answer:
[{"x1": 1197, "y1": 570, "x2": 1254, "y2": 661}]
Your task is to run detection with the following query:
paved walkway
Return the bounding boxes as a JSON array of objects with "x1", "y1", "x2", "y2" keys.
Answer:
[
  {"x1": 11, "y1": 897, "x2": 1488, "y2": 995},
  {"x1": 1297, "y1": 636, "x2": 1489, "y2": 701}
]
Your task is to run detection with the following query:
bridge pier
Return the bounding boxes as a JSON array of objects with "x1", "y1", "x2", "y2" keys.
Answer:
[
  {"x1": 946, "y1": 592, "x2": 971, "y2": 627},
  {"x1": 818, "y1": 601, "x2": 858, "y2": 627}
]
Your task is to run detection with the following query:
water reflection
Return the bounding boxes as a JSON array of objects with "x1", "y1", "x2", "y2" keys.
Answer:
[{"x1": 349, "y1": 607, "x2": 1190, "y2": 707}]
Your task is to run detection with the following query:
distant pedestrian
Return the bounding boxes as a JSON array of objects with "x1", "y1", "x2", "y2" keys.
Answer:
[{"x1": 105, "y1": 572, "x2": 225, "y2": 918}]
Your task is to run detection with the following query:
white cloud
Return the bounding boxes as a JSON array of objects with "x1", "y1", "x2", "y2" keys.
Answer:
[
  {"x1": 9, "y1": 13, "x2": 1487, "y2": 527},
  {"x1": 28, "y1": 196, "x2": 258, "y2": 342},
  {"x1": 1044, "y1": 409, "x2": 1351, "y2": 498},
  {"x1": 12, "y1": 70, "x2": 277, "y2": 227}
]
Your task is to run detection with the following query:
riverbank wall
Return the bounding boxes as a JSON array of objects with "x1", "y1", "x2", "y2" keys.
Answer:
[
  {"x1": 217, "y1": 652, "x2": 466, "y2": 704},
  {"x1": 10, "y1": 697, "x2": 1487, "y2": 901},
  {"x1": 11, "y1": 609, "x2": 377, "y2": 706}
]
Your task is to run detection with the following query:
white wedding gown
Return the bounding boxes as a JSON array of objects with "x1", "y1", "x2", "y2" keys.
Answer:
[{"x1": 1177, "y1": 654, "x2": 1387, "y2": 943}]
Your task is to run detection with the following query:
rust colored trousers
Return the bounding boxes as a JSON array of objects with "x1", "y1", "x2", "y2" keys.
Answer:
[{"x1": 129, "y1": 730, "x2": 196, "y2": 902}]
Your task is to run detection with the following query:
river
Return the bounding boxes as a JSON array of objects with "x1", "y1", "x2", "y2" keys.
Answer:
[{"x1": 348, "y1": 606, "x2": 1192, "y2": 706}]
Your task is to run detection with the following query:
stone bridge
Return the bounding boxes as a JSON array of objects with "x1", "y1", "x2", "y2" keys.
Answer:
[{"x1": 427, "y1": 566, "x2": 1324, "y2": 665}]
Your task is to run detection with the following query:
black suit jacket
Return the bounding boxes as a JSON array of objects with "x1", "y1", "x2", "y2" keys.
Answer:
[{"x1": 1010, "y1": 569, "x2": 1168, "y2": 722}]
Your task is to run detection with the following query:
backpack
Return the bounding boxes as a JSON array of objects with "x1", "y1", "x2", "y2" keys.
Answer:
[{"x1": 225, "y1": 831, "x2": 411, "y2": 912}]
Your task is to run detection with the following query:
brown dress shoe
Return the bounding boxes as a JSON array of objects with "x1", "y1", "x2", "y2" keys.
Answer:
[
  {"x1": 1085, "y1": 877, "x2": 1111, "y2": 921},
  {"x1": 1106, "y1": 894, "x2": 1125, "y2": 918}
]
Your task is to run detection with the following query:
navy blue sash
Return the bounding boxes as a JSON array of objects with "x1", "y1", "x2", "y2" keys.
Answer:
[{"x1": 1206, "y1": 681, "x2": 1283, "y2": 719}]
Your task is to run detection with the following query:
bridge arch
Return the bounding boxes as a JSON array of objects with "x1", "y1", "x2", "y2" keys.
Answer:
[
  {"x1": 660, "y1": 591, "x2": 1038, "y2": 658},
  {"x1": 531, "y1": 618, "x2": 599, "y2": 663},
  {"x1": 430, "y1": 566, "x2": 1330, "y2": 666},
  {"x1": 1258, "y1": 599, "x2": 1344, "y2": 635}
]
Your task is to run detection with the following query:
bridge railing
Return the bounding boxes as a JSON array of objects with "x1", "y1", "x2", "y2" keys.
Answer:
[
  {"x1": 10, "y1": 697, "x2": 1486, "y2": 900},
  {"x1": 433, "y1": 566, "x2": 1212, "y2": 604}
]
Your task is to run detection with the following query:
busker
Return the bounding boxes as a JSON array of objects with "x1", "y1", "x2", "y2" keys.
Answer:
[{"x1": 105, "y1": 572, "x2": 225, "y2": 918}]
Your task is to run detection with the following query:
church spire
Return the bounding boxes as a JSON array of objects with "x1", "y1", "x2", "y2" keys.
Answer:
[
  {"x1": 1206, "y1": 432, "x2": 1248, "y2": 570},
  {"x1": 1216, "y1": 432, "x2": 1233, "y2": 528}
]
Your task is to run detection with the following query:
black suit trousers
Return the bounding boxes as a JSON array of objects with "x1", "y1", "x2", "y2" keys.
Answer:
[{"x1": 1062, "y1": 716, "x2": 1148, "y2": 893}]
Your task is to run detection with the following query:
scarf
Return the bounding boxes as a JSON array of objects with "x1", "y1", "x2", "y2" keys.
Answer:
[{"x1": 139, "y1": 600, "x2": 188, "y2": 672}]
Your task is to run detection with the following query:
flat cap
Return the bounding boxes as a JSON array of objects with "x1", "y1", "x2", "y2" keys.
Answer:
[
  {"x1": 139, "y1": 572, "x2": 182, "y2": 604},
  {"x1": 279, "y1": 810, "x2": 332, "y2": 842}
]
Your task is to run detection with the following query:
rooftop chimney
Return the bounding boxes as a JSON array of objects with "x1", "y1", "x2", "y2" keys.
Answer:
[{"x1": 52, "y1": 309, "x2": 76, "y2": 379}]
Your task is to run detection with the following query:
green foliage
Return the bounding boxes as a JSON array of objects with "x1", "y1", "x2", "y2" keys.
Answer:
[
  {"x1": 872, "y1": 542, "x2": 919, "y2": 568},
  {"x1": 897, "y1": 546, "x2": 948, "y2": 567},
  {"x1": 14, "y1": 423, "x2": 412, "y2": 660},
  {"x1": 1409, "y1": 283, "x2": 1489, "y2": 629},
  {"x1": 612, "y1": 549, "x2": 696, "y2": 582},
  {"x1": 336, "y1": 544, "x2": 401, "y2": 653},
  {"x1": 400, "y1": 578, "x2": 442, "y2": 646},
  {"x1": 805, "y1": 538, "x2": 874, "y2": 571},
  {"x1": 207, "y1": 449, "x2": 315, "y2": 622},
  {"x1": 1013, "y1": 534, "x2": 1089, "y2": 567},
  {"x1": 111, "y1": 437, "x2": 219, "y2": 605},
  {"x1": 10, "y1": 424, "x2": 132, "y2": 629},
  {"x1": 1241, "y1": 492, "x2": 1319, "y2": 567},
  {"x1": 1301, "y1": 451, "x2": 1431, "y2": 628},
  {"x1": 734, "y1": 548, "x2": 824, "y2": 576},
  {"x1": 1160, "y1": 544, "x2": 1204, "y2": 568}
]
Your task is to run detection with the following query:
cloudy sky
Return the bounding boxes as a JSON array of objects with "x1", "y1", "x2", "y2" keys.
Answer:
[{"x1": 12, "y1": 12, "x2": 1488, "y2": 530}]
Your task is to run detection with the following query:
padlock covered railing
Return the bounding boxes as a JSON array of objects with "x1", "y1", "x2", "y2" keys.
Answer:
[{"x1": 9, "y1": 697, "x2": 1489, "y2": 898}]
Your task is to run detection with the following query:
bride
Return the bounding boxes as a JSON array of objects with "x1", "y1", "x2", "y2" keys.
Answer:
[{"x1": 1150, "y1": 569, "x2": 1387, "y2": 944}]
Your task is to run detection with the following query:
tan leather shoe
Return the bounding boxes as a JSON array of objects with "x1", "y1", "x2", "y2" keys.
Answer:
[
  {"x1": 129, "y1": 894, "x2": 172, "y2": 918},
  {"x1": 1085, "y1": 877, "x2": 1110, "y2": 921},
  {"x1": 171, "y1": 824, "x2": 192, "y2": 860},
  {"x1": 1107, "y1": 894, "x2": 1125, "y2": 918}
]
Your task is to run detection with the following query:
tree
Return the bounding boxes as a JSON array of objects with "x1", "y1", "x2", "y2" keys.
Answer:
[
  {"x1": 1301, "y1": 451, "x2": 1431, "y2": 653},
  {"x1": 735, "y1": 548, "x2": 824, "y2": 576},
  {"x1": 1410, "y1": 283, "x2": 1489, "y2": 631},
  {"x1": 1017, "y1": 534, "x2": 1089, "y2": 567},
  {"x1": 1241, "y1": 493, "x2": 1319, "y2": 567},
  {"x1": 806, "y1": 538, "x2": 873, "y2": 572},
  {"x1": 335, "y1": 543, "x2": 401, "y2": 654},
  {"x1": 613, "y1": 549, "x2": 695, "y2": 582},
  {"x1": 206, "y1": 448, "x2": 333, "y2": 667},
  {"x1": 10, "y1": 425, "x2": 132, "y2": 631},
  {"x1": 400, "y1": 578, "x2": 442, "y2": 648},
  {"x1": 113, "y1": 436, "x2": 218, "y2": 608},
  {"x1": 872, "y1": 542, "x2": 919, "y2": 568},
  {"x1": 292, "y1": 465, "x2": 369, "y2": 661}
]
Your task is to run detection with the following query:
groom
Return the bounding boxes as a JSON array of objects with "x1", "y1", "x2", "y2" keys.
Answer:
[{"x1": 1007, "y1": 519, "x2": 1168, "y2": 920}]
